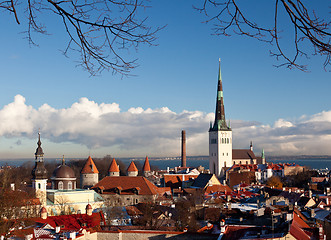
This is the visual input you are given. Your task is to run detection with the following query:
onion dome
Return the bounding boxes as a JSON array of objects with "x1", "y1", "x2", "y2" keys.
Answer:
[
  {"x1": 32, "y1": 161, "x2": 48, "y2": 179},
  {"x1": 81, "y1": 156, "x2": 99, "y2": 174},
  {"x1": 40, "y1": 206, "x2": 47, "y2": 214},
  {"x1": 86, "y1": 203, "x2": 92, "y2": 210},
  {"x1": 52, "y1": 157, "x2": 75, "y2": 179},
  {"x1": 143, "y1": 156, "x2": 151, "y2": 172},
  {"x1": 35, "y1": 132, "x2": 44, "y2": 160}
]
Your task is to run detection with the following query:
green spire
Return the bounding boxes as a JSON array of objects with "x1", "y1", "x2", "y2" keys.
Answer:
[
  {"x1": 262, "y1": 149, "x2": 265, "y2": 158},
  {"x1": 210, "y1": 58, "x2": 230, "y2": 132},
  {"x1": 218, "y1": 58, "x2": 222, "y2": 83}
]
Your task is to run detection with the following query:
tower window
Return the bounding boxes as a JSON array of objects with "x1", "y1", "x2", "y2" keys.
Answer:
[
  {"x1": 58, "y1": 181, "x2": 63, "y2": 190},
  {"x1": 38, "y1": 183, "x2": 41, "y2": 189},
  {"x1": 68, "y1": 182, "x2": 72, "y2": 190}
]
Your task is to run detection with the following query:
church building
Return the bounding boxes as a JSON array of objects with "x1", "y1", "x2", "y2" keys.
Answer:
[
  {"x1": 31, "y1": 134, "x2": 103, "y2": 216},
  {"x1": 209, "y1": 60, "x2": 265, "y2": 177}
]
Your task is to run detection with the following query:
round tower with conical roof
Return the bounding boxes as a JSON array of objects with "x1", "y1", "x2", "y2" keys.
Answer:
[
  {"x1": 142, "y1": 156, "x2": 151, "y2": 177},
  {"x1": 108, "y1": 158, "x2": 120, "y2": 176},
  {"x1": 127, "y1": 161, "x2": 138, "y2": 177},
  {"x1": 31, "y1": 132, "x2": 48, "y2": 205},
  {"x1": 80, "y1": 156, "x2": 99, "y2": 189}
]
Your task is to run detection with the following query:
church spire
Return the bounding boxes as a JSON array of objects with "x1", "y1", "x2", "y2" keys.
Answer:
[
  {"x1": 210, "y1": 59, "x2": 230, "y2": 131},
  {"x1": 35, "y1": 131, "x2": 44, "y2": 161}
]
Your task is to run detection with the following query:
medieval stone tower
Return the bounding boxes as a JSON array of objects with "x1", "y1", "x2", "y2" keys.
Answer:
[
  {"x1": 209, "y1": 60, "x2": 232, "y2": 177},
  {"x1": 80, "y1": 156, "x2": 99, "y2": 189}
]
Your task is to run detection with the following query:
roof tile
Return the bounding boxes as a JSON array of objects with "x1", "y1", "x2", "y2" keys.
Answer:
[{"x1": 81, "y1": 156, "x2": 99, "y2": 174}]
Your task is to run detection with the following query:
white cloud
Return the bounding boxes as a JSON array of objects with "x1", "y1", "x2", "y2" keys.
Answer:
[{"x1": 0, "y1": 94, "x2": 331, "y2": 157}]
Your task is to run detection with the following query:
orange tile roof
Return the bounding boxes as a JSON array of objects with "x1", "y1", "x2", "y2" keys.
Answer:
[
  {"x1": 205, "y1": 184, "x2": 232, "y2": 194},
  {"x1": 81, "y1": 156, "x2": 99, "y2": 174},
  {"x1": 108, "y1": 158, "x2": 120, "y2": 172},
  {"x1": 92, "y1": 176, "x2": 158, "y2": 195},
  {"x1": 164, "y1": 174, "x2": 198, "y2": 188},
  {"x1": 127, "y1": 161, "x2": 138, "y2": 172},
  {"x1": 143, "y1": 156, "x2": 151, "y2": 172}
]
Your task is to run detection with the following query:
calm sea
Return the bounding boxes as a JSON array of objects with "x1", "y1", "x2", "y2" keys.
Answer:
[{"x1": 0, "y1": 157, "x2": 330, "y2": 170}]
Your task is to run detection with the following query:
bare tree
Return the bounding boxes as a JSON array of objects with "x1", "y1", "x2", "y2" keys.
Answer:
[
  {"x1": 1, "y1": 0, "x2": 162, "y2": 75},
  {"x1": 195, "y1": 0, "x2": 331, "y2": 71},
  {"x1": 55, "y1": 195, "x2": 69, "y2": 215}
]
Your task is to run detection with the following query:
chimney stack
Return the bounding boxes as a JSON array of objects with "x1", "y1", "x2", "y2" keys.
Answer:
[{"x1": 181, "y1": 130, "x2": 186, "y2": 168}]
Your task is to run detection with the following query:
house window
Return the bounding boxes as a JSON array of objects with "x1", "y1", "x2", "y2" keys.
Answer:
[
  {"x1": 211, "y1": 139, "x2": 217, "y2": 144},
  {"x1": 227, "y1": 138, "x2": 229, "y2": 144},
  {"x1": 58, "y1": 181, "x2": 63, "y2": 190},
  {"x1": 68, "y1": 182, "x2": 72, "y2": 190},
  {"x1": 222, "y1": 138, "x2": 224, "y2": 143}
]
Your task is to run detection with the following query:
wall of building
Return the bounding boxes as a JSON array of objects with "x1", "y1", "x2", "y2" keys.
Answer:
[
  {"x1": 97, "y1": 231, "x2": 218, "y2": 240},
  {"x1": 81, "y1": 173, "x2": 98, "y2": 189},
  {"x1": 102, "y1": 194, "x2": 156, "y2": 206},
  {"x1": 284, "y1": 166, "x2": 305, "y2": 176}
]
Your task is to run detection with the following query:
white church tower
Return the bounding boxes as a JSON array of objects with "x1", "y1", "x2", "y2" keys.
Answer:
[{"x1": 209, "y1": 59, "x2": 232, "y2": 177}]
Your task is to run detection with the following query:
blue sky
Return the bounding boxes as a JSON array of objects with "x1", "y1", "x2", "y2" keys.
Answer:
[{"x1": 0, "y1": 1, "x2": 330, "y2": 159}]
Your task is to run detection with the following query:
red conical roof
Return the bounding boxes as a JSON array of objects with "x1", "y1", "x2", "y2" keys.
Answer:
[
  {"x1": 108, "y1": 158, "x2": 120, "y2": 173},
  {"x1": 81, "y1": 156, "x2": 99, "y2": 174},
  {"x1": 127, "y1": 161, "x2": 138, "y2": 172},
  {"x1": 143, "y1": 156, "x2": 151, "y2": 172}
]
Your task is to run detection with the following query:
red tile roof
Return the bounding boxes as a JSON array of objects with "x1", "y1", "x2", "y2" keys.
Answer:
[
  {"x1": 205, "y1": 185, "x2": 232, "y2": 194},
  {"x1": 81, "y1": 156, "x2": 99, "y2": 174},
  {"x1": 108, "y1": 158, "x2": 120, "y2": 172},
  {"x1": 143, "y1": 156, "x2": 151, "y2": 172},
  {"x1": 92, "y1": 176, "x2": 159, "y2": 195},
  {"x1": 290, "y1": 213, "x2": 312, "y2": 240},
  {"x1": 127, "y1": 161, "x2": 138, "y2": 172},
  {"x1": 164, "y1": 174, "x2": 198, "y2": 188},
  {"x1": 33, "y1": 212, "x2": 105, "y2": 231}
]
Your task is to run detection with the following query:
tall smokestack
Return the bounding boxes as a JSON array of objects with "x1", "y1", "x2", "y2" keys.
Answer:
[{"x1": 181, "y1": 130, "x2": 186, "y2": 168}]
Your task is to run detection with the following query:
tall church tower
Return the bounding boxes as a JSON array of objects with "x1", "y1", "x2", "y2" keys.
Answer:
[
  {"x1": 31, "y1": 132, "x2": 48, "y2": 205},
  {"x1": 209, "y1": 59, "x2": 232, "y2": 177}
]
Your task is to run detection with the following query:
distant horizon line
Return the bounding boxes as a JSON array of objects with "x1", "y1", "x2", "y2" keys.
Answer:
[{"x1": 1, "y1": 154, "x2": 331, "y2": 161}]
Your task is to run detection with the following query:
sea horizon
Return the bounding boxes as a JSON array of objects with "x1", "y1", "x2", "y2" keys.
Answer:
[{"x1": 1, "y1": 155, "x2": 330, "y2": 170}]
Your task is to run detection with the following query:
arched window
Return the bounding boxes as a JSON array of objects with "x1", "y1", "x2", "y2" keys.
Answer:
[
  {"x1": 68, "y1": 181, "x2": 72, "y2": 190},
  {"x1": 222, "y1": 138, "x2": 224, "y2": 143},
  {"x1": 58, "y1": 181, "x2": 63, "y2": 190},
  {"x1": 38, "y1": 183, "x2": 41, "y2": 189},
  {"x1": 227, "y1": 138, "x2": 229, "y2": 143}
]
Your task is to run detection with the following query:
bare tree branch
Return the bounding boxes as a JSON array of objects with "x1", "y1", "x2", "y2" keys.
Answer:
[
  {"x1": 195, "y1": 0, "x2": 331, "y2": 71},
  {"x1": 2, "y1": 0, "x2": 163, "y2": 76}
]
